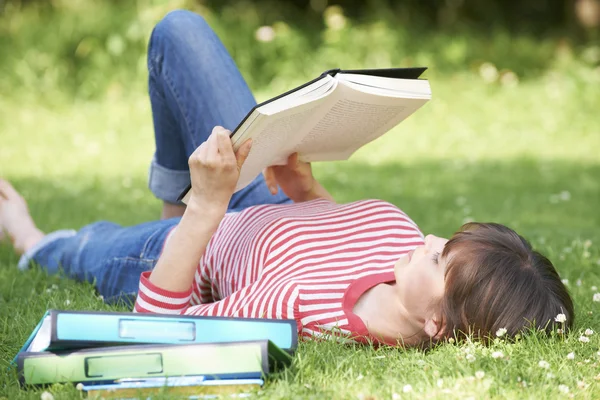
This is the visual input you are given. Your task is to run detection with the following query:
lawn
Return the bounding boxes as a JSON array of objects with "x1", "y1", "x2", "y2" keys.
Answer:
[{"x1": 1, "y1": 2, "x2": 600, "y2": 399}]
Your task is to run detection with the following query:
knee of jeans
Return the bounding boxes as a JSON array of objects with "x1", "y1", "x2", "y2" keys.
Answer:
[{"x1": 150, "y1": 10, "x2": 212, "y2": 55}]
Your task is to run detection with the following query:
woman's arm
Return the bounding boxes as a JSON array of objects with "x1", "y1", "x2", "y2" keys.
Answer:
[
  {"x1": 148, "y1": 201, "x2": 223, "y2": 292},
  {"x1": 147, "y1": 126, "x2": 251, "y2": 293}
]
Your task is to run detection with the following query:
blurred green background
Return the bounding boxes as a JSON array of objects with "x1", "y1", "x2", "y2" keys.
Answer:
[
  {"x1": 1, "y1": 0, "x2": 599, "y2": 102},
  {"x1": 2, "y1": 1, "x2": 600, "y2": 399}
]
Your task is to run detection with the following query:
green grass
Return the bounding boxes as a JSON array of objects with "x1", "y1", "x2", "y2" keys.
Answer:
[{"x1": 2, "y1": 2, "x2": 600, "y2": 399}]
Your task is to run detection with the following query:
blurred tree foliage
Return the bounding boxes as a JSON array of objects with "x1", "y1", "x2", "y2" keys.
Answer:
[
  {"x1": 0, "y1": 0, "x2": 597, "y2": 101},
  {"x1": 3, "y1": 0, "x2": 598, "y2": 35},
  {"x1": 204, "y1": 0, "x2": 573, "y2": 34}
]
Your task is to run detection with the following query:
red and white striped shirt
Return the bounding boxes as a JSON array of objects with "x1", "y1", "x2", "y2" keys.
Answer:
[{"x1": 134, "y1": 199, "x2": 424, "y2": 343}]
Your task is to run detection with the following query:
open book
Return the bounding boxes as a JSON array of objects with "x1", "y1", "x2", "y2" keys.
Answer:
[{"x1": 179, "y1": 67, "x2": 431, "y2": 203}]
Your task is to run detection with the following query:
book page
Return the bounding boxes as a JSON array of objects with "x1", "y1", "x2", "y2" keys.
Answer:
[
  {"x1": 234, "y1": 97, "x2": 329, "y2": 192},
  {"x1": 27, "y1": 315, "x2": 51, "y2": 352},
  {"x1": 292, "y1": 82, "x2": 429, "y2": 161},
  {"x1": 337, "y1": 73, "x2": 431, "y2": 98}
]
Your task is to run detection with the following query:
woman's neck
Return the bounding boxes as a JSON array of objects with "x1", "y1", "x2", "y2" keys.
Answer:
[{"x1": 352, "y1": 283, "x2": 424, "y2": 346}]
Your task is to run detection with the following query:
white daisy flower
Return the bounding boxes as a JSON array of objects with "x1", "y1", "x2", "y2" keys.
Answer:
[
  {"x1": 554, "y1": 314, "x2": 567, "y2": 323},
  {"x1": 475, "y1": 371, "x2": 485, "y2": 379},
  {"x1": 402, "y1": 384, "x2": 413, "y2": 393},
  {"x1": 496, "y1": 327, "x2": 507, "y2": 337},
  {"x1": 593, "y1": 293, "x2": 600, "y2": 302},
  {"x1": 558, "y1": 384, "x2": 569, "y2": 394},
  {"x1": 567, "y1": 352, "x2": 575, "y2": 360},
  {"x1": 491, "y1": 351, "x2": 504, "y2": 359},
  {"x1": 538, "y1": 360, "x2": 550, "y2": 369},
  {"x1": 579, "y1": 336, "x2": 590, "y2": 343},
  {"x1": 40, "y1": 392, "x2": 54, "y2": 400},
  {"x1": 585, "y1": 328, "x2": 594, "y2": 336},
  {"x1": 76, "y1": 383, "x2": 84, "y2": 391},
  {"x1": 466, "y1": 354, "x2": 476, "y2": 362}
]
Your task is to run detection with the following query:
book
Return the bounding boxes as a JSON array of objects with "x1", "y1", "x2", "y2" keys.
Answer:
[
  {"x1": 82, "y1": 376, "x2": 263, "y2": 399},
  {"x1": 178, "y1": 67, "x2": 430, "y2": 203},
  {"x1": 15, "y1": 309, "x2": 297, "y2": 357},
  {"x1": 16, "y1": 340, "x2": 290, "y2": 385}
]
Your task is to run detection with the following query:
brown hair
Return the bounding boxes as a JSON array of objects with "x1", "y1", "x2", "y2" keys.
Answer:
[{"x1": 436, "y1": 222, "x2": 574, "y2": 342}]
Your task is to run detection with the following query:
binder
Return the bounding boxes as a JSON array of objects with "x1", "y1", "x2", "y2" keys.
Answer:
[
  {"x1": 16, "y1": 309, "x2": 297, "y2": 358},
  {"x1": 17, "y1": 340, "x2": 290, "y2": 385}
]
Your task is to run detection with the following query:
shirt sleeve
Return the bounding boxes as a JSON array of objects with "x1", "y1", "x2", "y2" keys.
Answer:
[
  {"x1": 134, "y1": 271, "x2": 193, "y2": 314},
  {"x1": 134, "y1": 271, "x2": 297, "y2": 320}
]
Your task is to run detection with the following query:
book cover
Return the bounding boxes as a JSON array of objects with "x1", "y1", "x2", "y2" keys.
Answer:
[
  {"x1": 15, "y1": 309, "x2": 297, "y2": 357},
  {"x1": 17, "y1": 340, "x2": 291, "y2": 385}
]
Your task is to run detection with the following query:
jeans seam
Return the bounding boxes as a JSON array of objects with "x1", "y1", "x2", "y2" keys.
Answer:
[
  {"x1": 139, "y1": 228, "x2": 165, "y2": 260},
  {"x1": 111, "y1": 256, "x2": 156, "y2": 264}
]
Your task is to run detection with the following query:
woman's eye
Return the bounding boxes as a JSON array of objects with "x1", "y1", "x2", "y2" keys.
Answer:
[{"x1": 432, "y1": 252, "x2": 440, "y2": 265}]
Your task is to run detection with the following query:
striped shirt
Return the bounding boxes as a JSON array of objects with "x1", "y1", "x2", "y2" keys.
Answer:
[{"x1": 134, "y1": 199, "x2": 425, "y2": 343}]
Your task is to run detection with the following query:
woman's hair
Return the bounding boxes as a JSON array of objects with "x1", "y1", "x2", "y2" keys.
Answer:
[{"x1": 436, "y1": 222, "x2": 574, "y2": 342}]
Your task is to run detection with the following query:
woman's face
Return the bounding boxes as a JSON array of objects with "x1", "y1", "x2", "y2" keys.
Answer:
[{"x1": 394, "y1": 234, "x2": 449, "y2": 323}]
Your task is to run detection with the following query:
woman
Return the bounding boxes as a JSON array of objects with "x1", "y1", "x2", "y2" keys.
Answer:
[{"x1": 0, "y1": 10, "x2": 573, "y2": 347}]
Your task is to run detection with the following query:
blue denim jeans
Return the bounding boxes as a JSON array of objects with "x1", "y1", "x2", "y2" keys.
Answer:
[{"x1": 18, "y1": 10, "x2": 291, "y2": 305}]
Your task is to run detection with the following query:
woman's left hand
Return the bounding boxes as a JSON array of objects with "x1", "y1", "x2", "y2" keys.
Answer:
[{"x1": 263, "y1": 153, "x2": 317, "y2": 202}]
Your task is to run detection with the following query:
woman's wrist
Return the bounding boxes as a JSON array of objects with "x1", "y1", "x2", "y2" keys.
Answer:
[
  {"x1": 296, "y1": 179, "x2": 334, "y2": 203},
  {"x1": 185, "y1": 196, "x2": 228, "y2": 220}
]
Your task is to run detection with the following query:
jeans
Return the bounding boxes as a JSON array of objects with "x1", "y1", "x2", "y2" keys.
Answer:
[{"x1": 18, "y1": 10, "x2": 292, "y2": 305}]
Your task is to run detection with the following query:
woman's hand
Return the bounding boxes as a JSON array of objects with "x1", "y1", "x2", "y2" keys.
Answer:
[
  {"x1": 263, "y1": 153, "x2": 334, "y2": 203},
  {"x1": 188, "y1": 126, "x2": 252, "y2": 213}
]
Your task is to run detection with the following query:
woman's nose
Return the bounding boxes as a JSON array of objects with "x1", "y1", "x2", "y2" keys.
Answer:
[{"x1": 424, "y1": 234, "x2": 436, "y2": 247}]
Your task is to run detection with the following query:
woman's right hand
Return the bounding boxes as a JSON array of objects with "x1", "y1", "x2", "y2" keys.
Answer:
[{"x1": 187, "y1": 126, "x2": 252, "y2": 213}]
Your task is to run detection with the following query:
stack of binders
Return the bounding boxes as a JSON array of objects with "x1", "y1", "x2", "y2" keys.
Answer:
[{"x1": 13, "y1": 309, "x2": 297, "y2": 398}]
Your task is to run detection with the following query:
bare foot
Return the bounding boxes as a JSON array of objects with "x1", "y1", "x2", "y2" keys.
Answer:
[{"x1": 0, "y1": 179, "x2": 45, "y2": 255}]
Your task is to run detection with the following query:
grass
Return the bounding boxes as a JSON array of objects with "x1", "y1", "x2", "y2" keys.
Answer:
[{"x1": 1, "y1": 2, "x2": 600, "y2": 399}]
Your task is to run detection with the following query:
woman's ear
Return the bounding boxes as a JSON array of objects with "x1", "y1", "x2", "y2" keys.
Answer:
[{"x1": 423, "y1": 316, "x2": 445, "y2": 340}]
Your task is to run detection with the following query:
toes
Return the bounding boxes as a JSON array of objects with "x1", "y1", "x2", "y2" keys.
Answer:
[{"x1": 0, "y1": 179, "x2": 21, "y2": 200}]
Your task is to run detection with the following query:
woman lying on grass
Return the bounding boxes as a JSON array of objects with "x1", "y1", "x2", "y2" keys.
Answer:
[{"x1": 0, "y1": 10, "x2": 573, "y2": 347}]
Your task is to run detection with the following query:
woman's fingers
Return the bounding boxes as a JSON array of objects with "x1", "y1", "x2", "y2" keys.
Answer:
[
  {"x1": 235, "y1": 139, "x2": 252, "y2": 170},
  {"x1": 214, "y1": 126, "x2": 233, "y2": 155},
  {"x1": 286, "y1": 153, "x2": 299, "y2": 169},
  {"x1": 263, "y1": 167, "x2": 278, "y2": 195}
]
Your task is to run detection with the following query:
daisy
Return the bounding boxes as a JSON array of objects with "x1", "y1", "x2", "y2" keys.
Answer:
[{"x1": 558, "y1": 384, "x2": 569, "y2": 394}]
